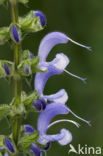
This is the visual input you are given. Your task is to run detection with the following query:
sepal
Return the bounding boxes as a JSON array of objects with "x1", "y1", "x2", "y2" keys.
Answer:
[
  {"x1": 18, "y1": 131, "x2": 38, "y2": 149},
  {"x1": 0, "y1": 27, "x2": 9, "y2": 45},
  {"x1": 0, "y1": 135, "x2": 4, "y2": 147},
  {"x1": 0, "y1": 60, "x2": 14, "y2": 78},
  {"x1": 10, "y1": 97, "x2": 25, "y2": 116},
  {"x1": 17, "y1": 56, "x2": 39, "y2": 76},
  {"x1": 19, "y1": 11, "x2": 46, "y2": 33},
  {"x1": 22, "y1": 91, "x2": 39, "y2": 110},
  {"x1": 0, "y1": 105, "x2": 10, "y2": 119},
  {"x1": 22, "y1": 50, "x2": 34, "y2": 60}
]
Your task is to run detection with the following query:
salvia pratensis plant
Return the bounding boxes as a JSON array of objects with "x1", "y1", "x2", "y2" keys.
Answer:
[{"x1": 0, "y1": 0, "x2": 91, "y2": 155}]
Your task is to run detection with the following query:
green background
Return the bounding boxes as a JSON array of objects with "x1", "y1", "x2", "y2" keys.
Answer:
[{"x1": 0, "y1": 0, "x2": 103, "y2": 155}]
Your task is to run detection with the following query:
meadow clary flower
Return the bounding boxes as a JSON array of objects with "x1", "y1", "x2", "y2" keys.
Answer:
[
  {"x1": 35, "y1": 32, "x2": 91, "y2": 97},
  {"x1": 25, "y1": 103, "x2": 80, "y2": 155}
]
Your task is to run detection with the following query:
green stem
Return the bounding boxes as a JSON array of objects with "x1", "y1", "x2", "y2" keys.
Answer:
[{"x1": 10, "y1": 0, "x2": 21, "y2": 153}]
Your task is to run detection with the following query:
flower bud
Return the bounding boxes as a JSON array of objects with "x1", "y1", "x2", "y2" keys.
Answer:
[
  {"x1": 24, "y1": 125, "x2": 35, "y2": 135},
  {"x1": 19, "y1": 11, "x2": 46, "y2": 33},
  {"x1": 4, "y1": 138, "x2": 15, "y2": 153},
  {"x1": 24, "y1": 64, "x2": 31, "y2": 75},
  {"x1": 33, "y1": 98, "x2": 47, "y2": 111},
  {"x1": 4, "y1": 64, "x2": 10, "y2": 75},
  {"x1": 34, "y1": 11, "x2": 46, "y2": 27},
  {"x1": 11, "y1": 25, "x2": 20, "y2": 44}
]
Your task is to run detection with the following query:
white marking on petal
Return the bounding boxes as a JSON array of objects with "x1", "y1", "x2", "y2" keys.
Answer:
[
  {"x1": 53, "y1": 53, "x2": 70, "y2": 71},
  {"x1": 58, "y1": 129, "x2": 72, "y2": 145}
]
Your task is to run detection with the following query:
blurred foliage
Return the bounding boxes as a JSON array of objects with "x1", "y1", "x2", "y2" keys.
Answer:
[{"x1": 0, "y1": 0, "x2": 103, "y2": 156}]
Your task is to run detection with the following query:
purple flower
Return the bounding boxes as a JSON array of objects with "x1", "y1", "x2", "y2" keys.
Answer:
[
  {"x1": 12, "y1": 25, "x2": 20, "y2": 43},
  {"x1": 34, "y1": 11, "x2": 46, "y2": 27},
  {"x1": 4, "y1": 64, "x2": 10, "y2": 75},
  {"x1": 4, "y1": 138, "x2": 15, "y2": 153},
  {"x1": 35, "y1": 32, "x2": 90, "y2": 97},
  {"x1": 25, "y1": 103, "x2": 79, "y2": 147}
]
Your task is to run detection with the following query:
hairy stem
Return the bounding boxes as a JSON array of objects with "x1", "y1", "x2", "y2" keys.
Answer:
[{"x1": 10, "y1": 0, "x2": 21, "y2": 152}]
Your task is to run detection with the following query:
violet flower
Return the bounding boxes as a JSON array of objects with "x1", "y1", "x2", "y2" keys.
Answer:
[
  {"x1": 35, "y1": 32, "x2": 90, "y2": 97},
  {"x1": 25, "y1": 103, "x2": 80, "y2": 156}
]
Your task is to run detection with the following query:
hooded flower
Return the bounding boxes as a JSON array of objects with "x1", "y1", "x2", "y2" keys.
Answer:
[
  {"x1": 34, "y1": 32, "x2": 90, "y2": 101},
  {"x1": 25, "y1": 103, "x2": 80, "y2": 156}
]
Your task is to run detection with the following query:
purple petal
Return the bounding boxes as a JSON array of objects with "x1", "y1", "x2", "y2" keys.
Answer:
[
  {"x1": 24, "y1": 125, "x2": 35, "y2": 134},
  {"x1": 4, "y1": 64, "x2": 10, "y2": 75},
  {"x1": 33, "y1": 99, "x2": 42, "y2": 111},
  {"x1": 39, "y1": 97, "x2": 47, "y2": 110},
  {"x1": 37, "y1": 103, "x2": 69, "y2": 135},
  {"x1": 44, "y1": 89, "x2": 68, "y2": 104},
  {"x1": 35, "y1": 53, "x2": 69, "y2": 94},
  {"x1": 34, "y1": 11, "x2": 46, "y2": 27},
  {"x1": 38, "y1": 32, "x2": 69, "y2": 62},
  {"x1": 12, "y1": 25, "x2": 20, "y2": 43},
  {"x1": 33, "y1": 98, "x2": 47, "y2": 111},
  {"x1": 31, "y1": 143, "x2": 42, "y2": 156},
  {"x1": 43, "y1": 142, "x2": 51, "y2": 150},
  {"x1": 38, "y1": 129, "x2": 72, "y2": 146},
  {"x1": 4, "y1": 138, "x2": 15, "y2": 153}
]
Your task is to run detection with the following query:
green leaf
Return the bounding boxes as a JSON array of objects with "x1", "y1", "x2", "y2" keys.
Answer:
[
  {"x1": 19, "y1": 131, "x2": 38, "y2": 149},
  {"x1": 0, "y1": 105, "x2": 10, "y2": 119}
]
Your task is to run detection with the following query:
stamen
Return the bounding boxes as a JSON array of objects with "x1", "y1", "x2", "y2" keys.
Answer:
[
  {"x1": 68, "y1": 37, "x2": 91, "y2": 51},
  {"x1": 48, "y1": 119, "x2": 80, "y2": 129},
  {"x1": 69, "y1": 108, "x2": 91, "y2": 126},
  {"x1": 64, "y1": 69, "x2": 87, "y2": 84}
]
